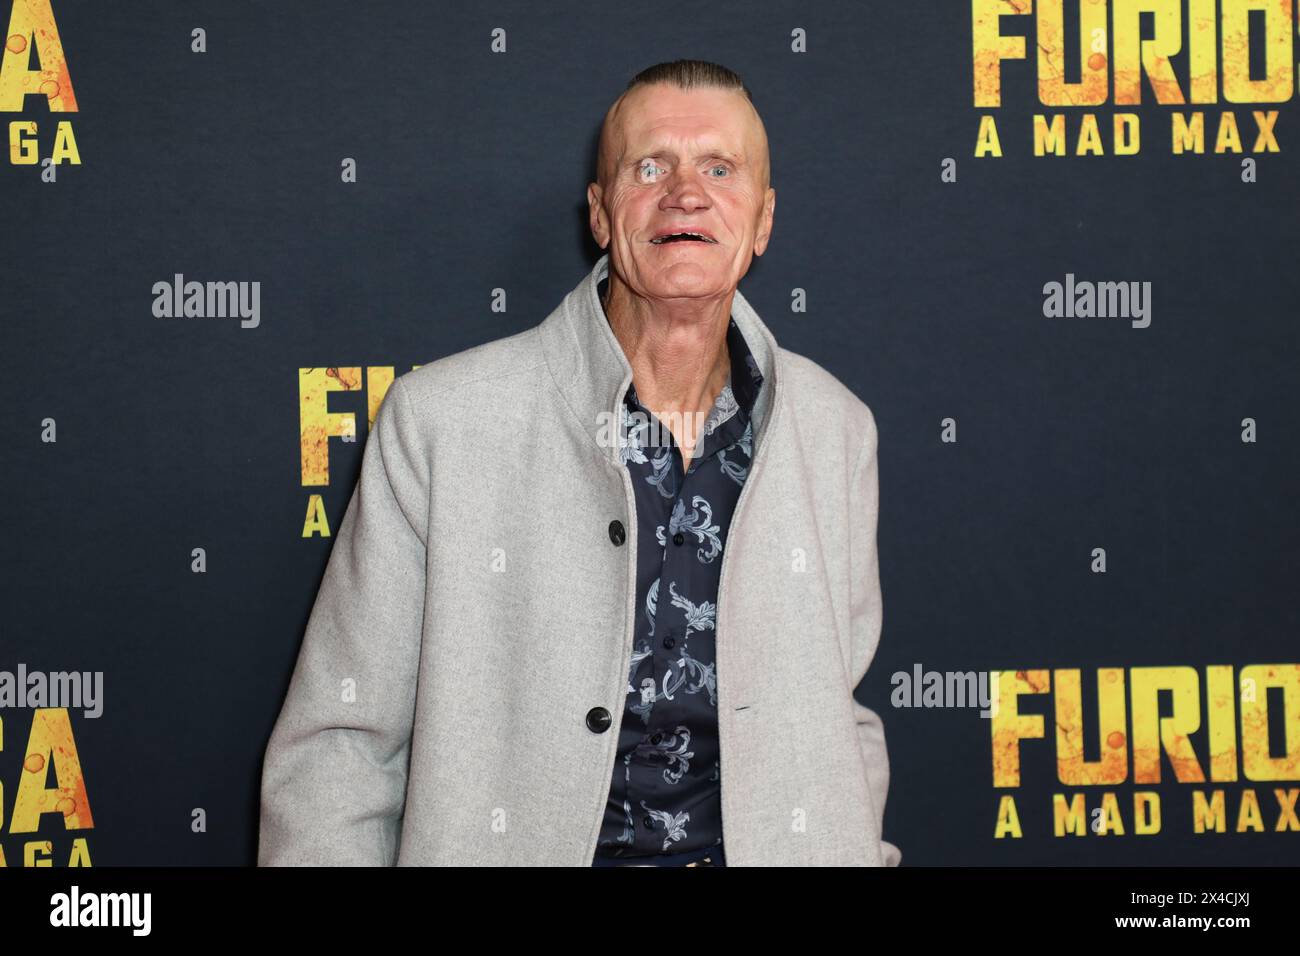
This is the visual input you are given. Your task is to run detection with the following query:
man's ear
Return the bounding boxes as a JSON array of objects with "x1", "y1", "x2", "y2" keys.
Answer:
[
  {"x1": 587, "y1": 183, "x2": 609, "y2": 249},
  {"x1": 754, "y1": 186, "x2": 776, "y2": 257}
]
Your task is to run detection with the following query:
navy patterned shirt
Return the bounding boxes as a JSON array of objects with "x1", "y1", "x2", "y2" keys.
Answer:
[{"x1": 592, "y1": 276, "x2": 765, "y2": 859}]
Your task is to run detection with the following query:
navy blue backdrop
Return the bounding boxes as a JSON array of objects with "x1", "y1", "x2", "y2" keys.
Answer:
[{"x1": 2, "y1": 0, "x2": 1296, "y2": 865}]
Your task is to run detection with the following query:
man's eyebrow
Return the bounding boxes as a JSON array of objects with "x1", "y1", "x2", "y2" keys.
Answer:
[{"x1": 628, "y1": 149, "x2": 745, "y2": 164}]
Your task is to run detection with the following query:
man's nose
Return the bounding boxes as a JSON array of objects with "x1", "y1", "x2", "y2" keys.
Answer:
[{"x1": 659, "y1": 171, "x2": 711, "y2": 212}]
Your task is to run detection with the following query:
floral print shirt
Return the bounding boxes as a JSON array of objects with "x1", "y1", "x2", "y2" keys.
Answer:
[{"x1": 592, "y1": 276, "x2": 765, "y2": 859}]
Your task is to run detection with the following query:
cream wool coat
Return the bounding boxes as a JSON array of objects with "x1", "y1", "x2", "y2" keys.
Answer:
[{"x1": 258, "y1": 253, "x2": 901, "y2": 867}]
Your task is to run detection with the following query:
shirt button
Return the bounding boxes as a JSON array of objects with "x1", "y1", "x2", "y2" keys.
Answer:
[
  {"x1": 672, "y1": 532, "x2": 685, "y2": 546},
  {"x1": 608, "y1": 520, "x2": 626, "y2": 546},
  {"x1": 642, "y1": 815, "x2": 654, "y2": 829},
  {"x1": 650, "y1": 732, "x2": 663, "y2": 745},
  {"x1": 585, "y1": 707, "x2": 612, "y2": 733},
  {"x1": 663, "y1": 635, "x2": 675, "y2": 649}
]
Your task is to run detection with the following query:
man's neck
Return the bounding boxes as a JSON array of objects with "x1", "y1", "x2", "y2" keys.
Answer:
[{"x1": 602, "y1": 276, "x2": 732, "y2": 466}]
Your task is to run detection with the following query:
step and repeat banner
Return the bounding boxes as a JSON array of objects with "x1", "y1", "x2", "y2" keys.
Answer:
[{"x1": 1, "y1": 1, "x2": 1296, "y2": 867}]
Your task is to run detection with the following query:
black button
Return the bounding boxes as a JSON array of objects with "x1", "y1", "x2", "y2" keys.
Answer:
[
  {"x1": 586, "y1": 706, "x2": 612, "y2": 733},
  {"x1": 650, "y1": 732, "x2": 663, "y2": 745},
  {"x1": 642, "y1": 816, "x2": 654, "y2": 829},
  {"x1": 672, "y1": 532, "x2": 685, "y2": 546},
  {"x1": 663, "y1": 635, "x2": 675, "y2": 649},
  {"x1": 608, "y1": 520, "x2": 626, "y2": 546}
]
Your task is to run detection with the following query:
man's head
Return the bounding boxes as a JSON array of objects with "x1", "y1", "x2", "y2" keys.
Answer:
[{"x1": 588, "y1": 60, "x2": 775, "y2": 304}]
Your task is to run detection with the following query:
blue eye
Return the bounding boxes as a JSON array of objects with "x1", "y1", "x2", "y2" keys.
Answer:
[{"x1": 709, "y1": 165, "x2": 729, "y2": 177}]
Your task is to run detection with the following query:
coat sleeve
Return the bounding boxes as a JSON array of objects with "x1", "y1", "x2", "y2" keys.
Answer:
[
  {"x1": 848, "y1": 404, "x2": 901, "y2": 867},
  {"x1": 258, "y1": 376, "x2": 429, "y2": 866}
]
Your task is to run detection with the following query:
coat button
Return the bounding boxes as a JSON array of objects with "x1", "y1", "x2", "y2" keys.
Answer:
[
  {"x1": 642, "y1": 815, "x2": 654, "y2": 829},
  {"x1": 672, "y1": 531, "x2": 684, "y2": 546},
  {"x1": 586, "y1": 706, "x2": 612, "y2": 733},
  {"x1": 608, "y1": 520, "x2": 626, "y2": 546}
]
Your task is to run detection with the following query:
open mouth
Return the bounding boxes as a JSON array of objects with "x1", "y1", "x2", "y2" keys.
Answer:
[{"x1": 650, "y1": 232, "x2": 718, "y2": 245}]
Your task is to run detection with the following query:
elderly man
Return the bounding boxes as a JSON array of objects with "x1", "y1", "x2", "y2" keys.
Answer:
[{"x1": 258, "y1": 59, "x2": 899, "y2": 868}]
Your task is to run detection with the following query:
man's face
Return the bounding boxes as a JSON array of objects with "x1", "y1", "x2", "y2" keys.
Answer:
[{"x1": 589, "y1": 83, "x2": 775, "y2": 303}]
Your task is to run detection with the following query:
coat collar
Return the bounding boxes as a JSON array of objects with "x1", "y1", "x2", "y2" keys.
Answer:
[{"x1": 538, "y1": 252, "x2": 782, "y2": 468}]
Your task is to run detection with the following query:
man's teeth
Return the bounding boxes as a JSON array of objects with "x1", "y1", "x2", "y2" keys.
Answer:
[{"x1": 651, "y1": 233, "x2": 714, "y2": 244}]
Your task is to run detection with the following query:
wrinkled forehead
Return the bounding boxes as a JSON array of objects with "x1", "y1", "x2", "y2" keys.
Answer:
[
  {"x1": 601, "y1": 84, "x2": 767, "y2": 179},
  {"x1": 619, "y1": 86, "x2": 755, "y2": 149}
]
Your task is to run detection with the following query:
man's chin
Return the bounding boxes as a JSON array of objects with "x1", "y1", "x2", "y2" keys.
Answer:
[
  {"x1": 643, "y1": 279, "x2": 735, "y2": 302},
  {"x1": 647, "y1": 257, "x2": 727, "y2": 282}
]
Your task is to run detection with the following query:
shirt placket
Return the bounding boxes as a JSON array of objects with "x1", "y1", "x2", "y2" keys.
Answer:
[{"x1": 626, "y1": 397, "x2": 733, "y2": 852}]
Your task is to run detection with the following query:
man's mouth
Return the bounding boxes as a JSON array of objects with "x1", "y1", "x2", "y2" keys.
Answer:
[{"x1": 649, "y1": 232, "x2": 718, "y2": 245}]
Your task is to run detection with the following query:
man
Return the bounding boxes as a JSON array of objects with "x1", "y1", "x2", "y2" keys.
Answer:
[{"x1": 258, "y1": 59, "x2": 899, "y2": 867}]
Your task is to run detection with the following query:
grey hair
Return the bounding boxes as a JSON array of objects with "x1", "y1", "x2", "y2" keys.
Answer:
[{"x1": 624, "y1": 59, "x2": 753, "y2": 103}]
